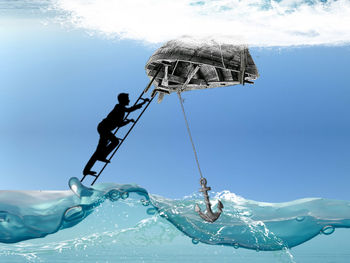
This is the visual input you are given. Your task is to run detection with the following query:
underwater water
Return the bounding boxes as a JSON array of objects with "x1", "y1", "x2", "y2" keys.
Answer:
[{"x1": 1, "y1": 178, "x2": 350, "y2": 262}]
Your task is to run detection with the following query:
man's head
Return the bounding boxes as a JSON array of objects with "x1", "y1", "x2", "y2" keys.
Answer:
[{"x1": 118, "y1": 93, "x2": 130, "y2": 106}]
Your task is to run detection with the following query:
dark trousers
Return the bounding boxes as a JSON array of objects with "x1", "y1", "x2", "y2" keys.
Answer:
[{"x1": 94, "y1": 123, "x2": 119, "y2": 160}]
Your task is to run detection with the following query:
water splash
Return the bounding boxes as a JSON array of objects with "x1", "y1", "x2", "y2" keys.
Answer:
[{"x1": 1, "y1": 177, "x2": 350, "y2": 252}]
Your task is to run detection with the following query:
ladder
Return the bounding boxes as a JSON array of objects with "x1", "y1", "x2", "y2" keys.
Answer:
[{"x1": 81, "y1": 67, "x2": 161, "y2": 185}]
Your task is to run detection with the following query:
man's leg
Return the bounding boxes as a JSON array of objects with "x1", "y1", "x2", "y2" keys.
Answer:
[
  {"x1": 83, "y1": 154, "x2": 98, "y2": 176},
  {"x1": 94, "y1": 133, "x2": 110, "y2": 161},
  {"x1": 83, "y1": 134, "x2": 109, "y2": 175},
  {"x1": 103, "y1": 131, "x2": 119, "y2": 159}
]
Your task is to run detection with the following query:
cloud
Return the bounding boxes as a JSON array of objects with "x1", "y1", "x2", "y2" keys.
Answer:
[{"x1": 52, "y1": 0, "x2": 350, "y2": 46}]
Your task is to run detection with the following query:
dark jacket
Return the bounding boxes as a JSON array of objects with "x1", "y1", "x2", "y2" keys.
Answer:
[{"x1": 99, "y1": 104, "x2": 141, "y2": 131}]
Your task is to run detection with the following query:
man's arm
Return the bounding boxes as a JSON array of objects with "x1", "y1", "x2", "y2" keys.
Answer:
[
  {"x1": 125, "y1": 99, "x2": 149, "y2": 112},
  {"x1": 120, "y1": 119, "x2": 135, "y2": 127}
]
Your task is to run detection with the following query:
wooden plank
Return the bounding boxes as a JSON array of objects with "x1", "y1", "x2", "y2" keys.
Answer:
[
  {"x1": 163, "y1": 80, "x2": 240, "y2": 92},
  {"x1": 165, "y1": 84, "x2": 208, "y2": 91},
  {"x1": 209, "y1": 81, "x2": 240, "y2": 86},
  {"x1": 239, "y1": 49, "x2": 246, "y2": 84},
  {"x1": 171, "y1": 60, "x2": 179, "y2": 75},
  {"x1": 231, "y1": 70, "x2": 239, "y2": 82},
  {"x1": 196, "y1": 67, "x2": 208, "y2": 85},
  {"x1": 215, "y1": 68, "x2": 225, "y2": 82},
  {"x1": 180, "y1": 65, "x2": 200, "y2": 92},
  {"x1": 161, "y1": 64, "x2": 169, "y2": 86},
  {"x1": 147, "y1": 69, "x2": 207, "y2": 85}
]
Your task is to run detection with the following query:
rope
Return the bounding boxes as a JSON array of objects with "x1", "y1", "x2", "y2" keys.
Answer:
[
  {"x1": 218, "y1": 41, "x2": 226, "y2": 69},
  {"x1": 177, "y1": 92, "x2": 203, "y2": 179}
]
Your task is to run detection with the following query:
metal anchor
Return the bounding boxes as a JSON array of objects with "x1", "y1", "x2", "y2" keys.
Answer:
[{"x1": 195, "y1": 177, "x2": 223, "y2": 223}]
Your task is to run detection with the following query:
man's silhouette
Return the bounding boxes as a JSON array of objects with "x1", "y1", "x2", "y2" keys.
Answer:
[{"x1": 83, "y1": 93, "x2": 148, "y2": 176}]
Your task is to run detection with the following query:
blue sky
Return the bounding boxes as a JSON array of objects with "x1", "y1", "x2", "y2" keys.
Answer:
[{"x1": 0, "y1": 2, "x2": 349, "y2": 202}]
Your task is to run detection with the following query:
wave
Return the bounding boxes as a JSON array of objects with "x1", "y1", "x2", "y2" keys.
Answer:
[{"x1": 0, "y1": 177, "x2": 350, "y2": 252}]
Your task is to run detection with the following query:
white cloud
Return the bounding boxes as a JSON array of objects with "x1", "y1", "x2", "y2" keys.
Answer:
[{"x1": 52, "y1": 0, "x2": 350, "y2": 46}]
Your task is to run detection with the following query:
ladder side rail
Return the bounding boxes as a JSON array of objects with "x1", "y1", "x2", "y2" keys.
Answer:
[{"x1": 81, "y1": 175, "x2": 87, "y2": 183}]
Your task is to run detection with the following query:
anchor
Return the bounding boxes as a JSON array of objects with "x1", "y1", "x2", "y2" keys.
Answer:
[
  {"x1": 176, "y1": 92, "x2": 223, "y2": 223},
  {"x1": 195, "y1": 177, "x2": 223, "y2": 223}
]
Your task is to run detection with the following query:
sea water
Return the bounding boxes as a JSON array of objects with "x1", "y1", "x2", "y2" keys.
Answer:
[{"x1": 0, "y1": 177, "x2": 350, "y2": 262}]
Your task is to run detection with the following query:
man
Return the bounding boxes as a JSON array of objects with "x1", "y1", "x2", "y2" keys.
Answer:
[{"x1": 83, "y1": 93, "x2": 148, "y2": 176}]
